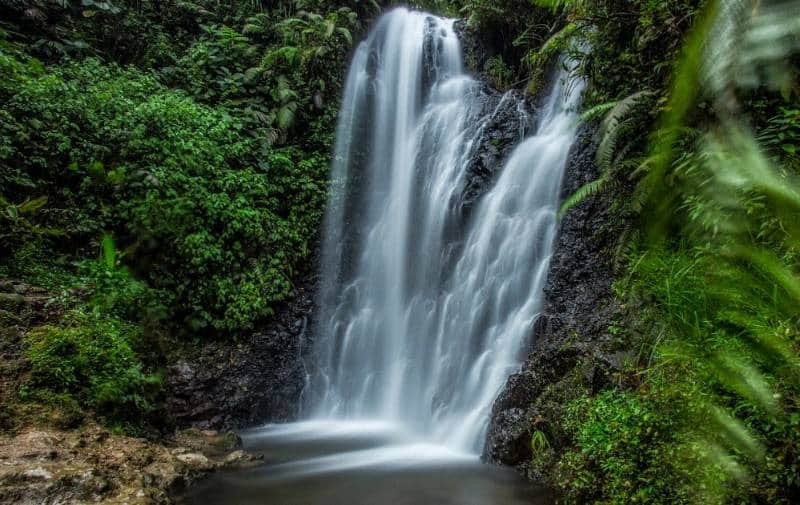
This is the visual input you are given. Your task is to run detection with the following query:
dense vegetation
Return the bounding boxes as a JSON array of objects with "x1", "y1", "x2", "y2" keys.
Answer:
[
  {"x1": 0, "y1": 0, "x2": 379, "y2": 431},
  {"x1": 1, "y1": 0, "x2": 798, "y2": 503}
]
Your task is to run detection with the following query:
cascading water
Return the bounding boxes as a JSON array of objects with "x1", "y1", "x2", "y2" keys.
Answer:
[
  {"x1": 309, "y1": 7, "x2": 585, "y2": 454},
  {"x1": 180, "y1": 8, "x2": 583, "y2": 505}
]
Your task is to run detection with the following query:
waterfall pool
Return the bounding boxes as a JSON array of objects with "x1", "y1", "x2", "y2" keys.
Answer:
[{"x1": 175, "y1": 421, "x2": 555, "y2": 505}]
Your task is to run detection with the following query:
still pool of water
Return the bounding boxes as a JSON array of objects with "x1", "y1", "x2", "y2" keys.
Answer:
[{"x1": 176, "y1": 421, "x2": 555, "y2": 505}]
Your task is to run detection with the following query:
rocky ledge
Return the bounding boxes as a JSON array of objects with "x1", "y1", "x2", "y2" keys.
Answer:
[{"x1": 0, "y1": 424, "x2": 260, "y2": 505}]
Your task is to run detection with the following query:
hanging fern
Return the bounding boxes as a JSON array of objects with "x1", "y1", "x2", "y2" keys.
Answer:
[
  {"x1": 578, "y1": 101, "x2": 616, "y2": 124},
  {"x1": 524, "y1": 23, "x2": 578, "y2": 94},
  {"x1": 559, "y1": 90, "x2": 655, "y2": 217},
  {"x1": 558, "y1": 176, "x2": 610, "y2": 217},
  {"x1": 596, "y1": 90, "x2": 655, "y2": 172}
]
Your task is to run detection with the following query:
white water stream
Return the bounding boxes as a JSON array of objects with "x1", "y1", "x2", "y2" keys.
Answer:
[{"x1": 309, "y1": 8, "x2": 585, "y2": 454}]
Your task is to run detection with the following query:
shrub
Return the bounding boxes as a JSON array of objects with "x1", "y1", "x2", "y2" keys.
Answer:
[
  {"x1": 21, "y1": 310, "x2": 162, "y2": 427},
  {"x1": 1, "y1": 56, "x2": 327, "y2": 334},
  {"x1": 556, "y1": 389, "x2": 707, "y2": 504}
]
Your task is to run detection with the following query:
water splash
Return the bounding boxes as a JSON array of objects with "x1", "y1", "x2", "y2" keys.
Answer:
[{"x1": 309, "y1": 7, "x2": 584, "y2": 454}]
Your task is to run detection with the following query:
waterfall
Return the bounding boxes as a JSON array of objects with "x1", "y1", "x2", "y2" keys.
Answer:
[{"x1": 309, "y1": 7, "x2": 585, "y2": 454}]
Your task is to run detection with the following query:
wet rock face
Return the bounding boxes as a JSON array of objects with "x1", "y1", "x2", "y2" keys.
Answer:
[
  {"x1": 483, "y1": 123, "x2": 625, "y2": 466},
  {"x1": 453, "y1": 20, "x2": 491, "y2": 78},
  {"x1": 451, "y1": 24, "x2": 535, "y2": 220},
  {"x1": 166, "y1": 270, "x2": 317, "y2": 431},
  {"x1": 460, "y1": 87, "x2": 531, "y2": 215},
  {"x1": 484, "y1": 407, "x2": 530, "y2": 466}
]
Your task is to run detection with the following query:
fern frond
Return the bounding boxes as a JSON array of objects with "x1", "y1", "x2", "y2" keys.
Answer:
[
  {"x1": 558, "y1": 175, "x2": 610, "y2": 218},
  {"x1": 276, "y1": 101, "x2": 298, "y2": 129},
  {"x1": 242, "y1": 13, "x2": 272, "y2": 37},
  {"x1": 701, "y1": 0, "x2": 750, "y2": 108},
  {"x1": 524, "y1": 23, "x2": 577, "y2": 72},
  {"x1": 703, "y1": 0, "x2": 800, "y2": 111},
  {"x1": 336, "y1": 27, "x2": 353, "y2": 45},
  {"x1": 596, "y1": 90, "x2": 654, "y2": 171},
  {"x1": 579, "y1": 101, "x2": 616, "y2": 124}
]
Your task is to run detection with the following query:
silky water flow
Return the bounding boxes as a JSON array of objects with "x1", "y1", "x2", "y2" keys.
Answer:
[{"x1": 179, "y1": 8, "x2": 584, "y2": 505}]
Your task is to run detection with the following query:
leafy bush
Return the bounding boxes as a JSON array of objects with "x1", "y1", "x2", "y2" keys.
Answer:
[
  {"x1": 76, "y1": 235, "x2": 168, "y2": 324},
  {"x1": 0, "y1": 0, "x2": 355, "y2": 436},
  {"x1": 21, "y1": 310, "x2": 162, "y2": 427},
  {"x1": 1, "y1": 55, "x2": 326, "y2": 333},
  {"x1": 484, "y1": 55, "x2": 514, "y2": 90}
]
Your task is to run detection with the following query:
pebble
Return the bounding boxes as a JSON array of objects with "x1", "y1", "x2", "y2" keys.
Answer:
[{"x1": 23, "y1": 467, "x2": 52, "y2": 480}]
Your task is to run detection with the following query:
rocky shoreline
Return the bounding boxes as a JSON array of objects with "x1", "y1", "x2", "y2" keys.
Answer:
[{"x1": 0, "y1": 424, "x2": 260, "y2": 505}]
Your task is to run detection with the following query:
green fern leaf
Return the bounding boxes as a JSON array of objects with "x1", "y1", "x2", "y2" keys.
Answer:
[{"x1": 558, "y1": 176, "x2": 610, "y2": 218}]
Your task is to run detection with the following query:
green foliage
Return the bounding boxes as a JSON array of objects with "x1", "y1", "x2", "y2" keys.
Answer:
[
  {"x1": 595, "y1": 91, "x2": 655, "y2": 174},
  {"x1": 523, "y1": 23, "x2": 578, "y2": 95},
  {"x1": 560, "y1": 91, "x2": 655, "y2": 217},
  {"x1": 126, "y1": 141, "x2": 327, "y2": 332},
  {"x1": 1, "y1": 52, "x2": 327, "y2": 333},
  {"x1": 168, "y1": 4, "x2": 358, "y2": 148},
  {"x1": 540, "y1": 0, "x2": 800, "y2": 502},
  {"x1": 21, "y1": 309, "x2": 163, "y2": 428},
  {"x1": 530, "y1": 429, "x2": 550, "y2": 454},
  {"x1": 614, "y1": 236, "x2": 800, "y2": 502},
  {"x1": 484, "y1": 55, "x2": 514, "y2": 90},
  {"x1": 558, "y1": 1, "x2": 800, "y2": 503},
  {"x1": 1, "y1": 0, "x2": 353, "y2": 431},
  {"x1": 557, "y1": 390, "x2": 706, "y2": 504},
  {"x1": 440, "y1": 0, "x2": 562, "y2": 88},
  {"x1": 545, "y1": 0, "x2": 700, "y2": 103},
  {"x1": 76, "y1": 252, "x2": 166, "y2": 324},
  {"x1": 558, "y1": 177, "x2": 610, "y2": 218},
  {"x1": 759, "y1": 107, "x2": 800, "y2": 170}
]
